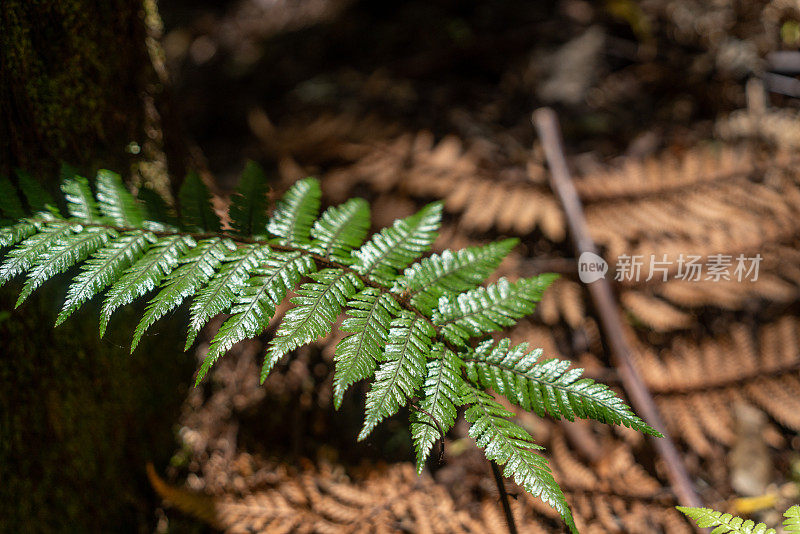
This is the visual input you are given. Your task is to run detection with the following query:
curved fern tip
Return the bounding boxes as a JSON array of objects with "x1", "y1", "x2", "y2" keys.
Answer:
[{"x1": 646, "y1": 426, "x2": 664, "y2": 438}]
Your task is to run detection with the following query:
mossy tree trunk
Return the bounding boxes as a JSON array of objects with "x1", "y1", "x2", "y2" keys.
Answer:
[
  {"x1": 0, "y1": 2, "x2": 196, "y2": 531},
  {"x1": 0, "y1": 0, "x2": 153, "y2": 176}
]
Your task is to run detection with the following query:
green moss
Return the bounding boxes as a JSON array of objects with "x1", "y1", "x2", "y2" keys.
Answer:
[{"x1": 0, "y1": 0, "x2": 149, "y2": 174}]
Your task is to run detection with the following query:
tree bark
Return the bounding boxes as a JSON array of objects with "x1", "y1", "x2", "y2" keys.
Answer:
[
  {"x1": 0, "y1": 2, "x2": 195, "y2": 531},
  {"x1": 0, "y1": 0, "x2": 150, "y2": 176}
]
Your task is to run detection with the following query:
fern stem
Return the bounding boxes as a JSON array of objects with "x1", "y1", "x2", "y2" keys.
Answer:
[{"x1": 490, "y1": 460, "x2": 519, "y2": 534}]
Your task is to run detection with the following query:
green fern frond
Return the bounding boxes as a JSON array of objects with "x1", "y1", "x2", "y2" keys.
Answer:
[
  {"x1": 267, "y1": 177, "x2": 321, "y2": 245},
  {"x1": 676, "y1": 504, "x2": 800, "y2": 533},
  {"x1": 677, "y1": 506, "x2": 777, "y2": 534},
  {"x1": 185, "y1": 244, "x2": 270, "y2": 349},
  {"x1": 333, "y1": 288, "x2": 401, "y2": 409},
  {"x1": 0, "y1": 221, "x2": 37, "y2": 249},
  {"x1": 465, "y1": 338, "x2": 659, "y2": 435},
  {"x1": 394, "y1": 238, "x2": 518, "y2": 315},
  {"x1": 100, "y1": 234, "x2": 195, "y2": 336},
  {"x1": 17, "y1": 170, "x2": 57, "y2": 214},
  {"x1": 411, "y1": 346, "x2": 465, "y2": 472},
  {"x1": 353, "y1": 202, "x2": 442, "y2": 286},
  {"x1": 131, "y1": 239, "x2": 234, "y2": 351},
  {"x1": 0, "y1": 169, "x2": 665, "y2": 534},
  {"x1": 434, "y1": 274, "x2": 557, "y2": 346},
  {"x1": 229, "y1": 161, "x2": 269, "y2": 236},
  {"x1": 264, "y1": 268, "x2": 362, "y2": 381},
  {"x1": 0, "y1": 221, "x2": 73, "y2": 285},
  {"x1": 785, "y1": 505, "x2": 800, "y2": 531},
  {"x1": 198, "y1": 251, "x2": 316, "y2": 385},
  {"x1": 0, "y1": 176, "x2": 26, "y2": 220},
  {"x1": 359, "y1": 312, "x2": 434, "y2": 440},
  {"x1": 16, "y1": 227, "x2": 116, "y2": 307},
  {"x1": 178, "y1": 171, "x2": 220, "y2": 232},
  {"x1": 462, "y1": 385, "x2": 576, "y2": 534},
  {"x1": 56, "y1": 231, "x2": 152, "y2": 326},
  {"x1": 59, "y1": 163, "x2": 81, "y2": 181},
  {"x1": 310, "y1": 197, "x2": 370, "y2": 263},
  {"x1": 96, "y1": 170, "x2": 146, "y2": 228},
  {"x1": 62, "y1": 175, "x2": 102, "y2": 223},
  {"x1": 138, "y1": 186, "x2": 178, "y2": 228}
]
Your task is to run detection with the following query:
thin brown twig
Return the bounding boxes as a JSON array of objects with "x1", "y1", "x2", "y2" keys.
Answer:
[{"x1": 532, "y1": 107, "x2": 703, "y2": 509}]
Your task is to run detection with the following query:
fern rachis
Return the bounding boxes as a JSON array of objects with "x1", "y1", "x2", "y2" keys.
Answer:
[{"x1": 0, "y1": 166, "x2": 662, "y2": 533}]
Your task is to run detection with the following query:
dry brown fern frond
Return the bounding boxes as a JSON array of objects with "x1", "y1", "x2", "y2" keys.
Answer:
[
  {"x1": 150, "y1": 459, "x2": 490, "y2": 534},
  {"x1": 615, "y1": 253, "x2": 798, "y2": 332},
  {"x1": 324, "y1": 130, "x2": 800, "y2": 293},
  {"x1": 573, "y1": 144, "x2": 762, "y2": 202},
  {"x1": 652, "y1": 272, "x2": 798, "y2": 312},
  {"x1": 635, "y1": 315, "x2": 800, "y2": 456},
  {"x1": 587, "y1": 158, "x2": 800, "y2": 265},
  {"x1": 156, "y1": 429, "x2": 693, "y2": 534},
  {"x1": 539, "y1": 279, "x2": 586, "y2": 328},
  {"x1": 620, "y1": 292, "x2": 694, "y2": 332},
  {"x1": 324, "y1": 131, "x2": 566, "y2": 240},
  {"x1": 249, "y1": 108, "x2": 401, "y2": 166}
]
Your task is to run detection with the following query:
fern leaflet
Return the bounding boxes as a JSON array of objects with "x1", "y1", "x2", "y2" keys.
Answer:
[
  {"x1": 0, "y1": 222, "x2": 73, "y2": 285},
  {"x1": 62, "y1": 175, "x2": 102, "y2": 223},
  {"x1": 0, "y1": 221, "x2": 37, "y2": 249},
  {"x1": 411, "y1": 346, "x2": 464, "y2": 472},
  {"x1": 96, "y1": 170, "x2": 145, "y2": 227},
  {"x1": 267, "y1": 177, "x2": 320, "y2": 245},
  {"x1": 138, "y1": 186, "x2": 179, "y2": 228},
  {"x1": 310, "y1": 197, "x2": 370, "y2": 263},
  {"x1": 353, "y1": 202, "x2": 442, "y2": 286},
  {"x1": 56, "y1": 231, "x2": 151, "y2": 326},
  {"x1": 677, "y1": 504, "x2": 800, "y2": 533},
  {"x1": 395, "y1": 238, "x2": 518, "y2": 315},
  {"x1": 179, "y1": 171, "x2": 220, "y2": 232},
  {"x1": 333, "y1": 288, "x2": 401, "y2": 409},
  {"x1": 677, "y1": 506, "x2": 776, "y2": 533},
  {"x1": 131, "y1": 239, "x2": 233, "y2": 351},
  {"x1": 229, "y1": 161, "x2": 269, "y2": 236},
  {"x1": 265, "y1": 268, "x2": 362, "y2": 381},
  {"x1": 185, "y1": 244, "x2": 269, "y2": 349},
  {"x1": 463, "y1": 385, "x2": 576, "y2": 534},
  {"x1": 434, "y1": 274, "x2": 557, "y2": 346},
  {"x1": 359, "y1": 312, "x2": 434, "y2": 440},
  {"x1": 466, "y1": 338, "x2": 659, "y2": 434},
  {"x1": 16, "y1": 227, "x2": 116, "y2": 307},
  {"x1": 100, "y1": 234, "x2": 195, "y2": 336},
  {"x1": 198, "y1": 251, "x2": 315, "y2": 384},
  {"x1": 785, "y1": 506, "x2": 800, "y2": 532},
  {"x1": 17, "y1": 170, "x2": 57, "y2": 214}
]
